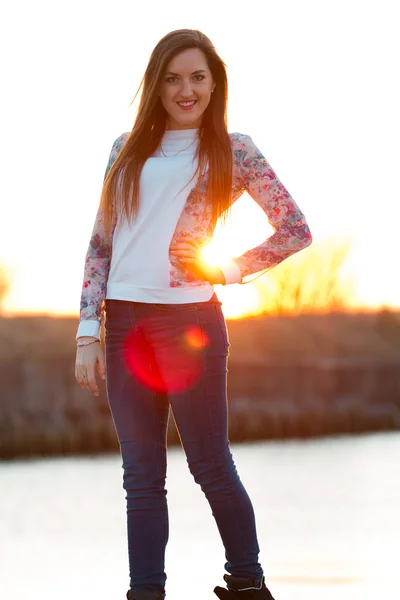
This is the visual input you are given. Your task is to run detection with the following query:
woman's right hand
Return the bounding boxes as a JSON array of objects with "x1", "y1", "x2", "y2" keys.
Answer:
[{"x1": 75, "y1": 337, "x2": 106, "y2": 396}]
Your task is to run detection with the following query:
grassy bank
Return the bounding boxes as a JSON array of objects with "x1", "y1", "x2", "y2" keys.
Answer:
[{"x1": 0, "y1": 310, "x2": 399, "y2": 460}]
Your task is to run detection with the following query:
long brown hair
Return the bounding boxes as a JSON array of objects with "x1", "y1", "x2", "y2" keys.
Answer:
[{"x1": 100, "y1": 29, "x2": 233, "y2": 238}]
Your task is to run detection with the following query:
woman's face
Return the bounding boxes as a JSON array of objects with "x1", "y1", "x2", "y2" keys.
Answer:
[{"x1": 159, "y1": 48, "x2": 215, "y2": 130}]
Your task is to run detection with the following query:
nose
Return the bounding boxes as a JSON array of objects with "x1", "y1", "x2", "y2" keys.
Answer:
[{"x1": 179, "y1": 79, "x2": 194, "y2": 98}]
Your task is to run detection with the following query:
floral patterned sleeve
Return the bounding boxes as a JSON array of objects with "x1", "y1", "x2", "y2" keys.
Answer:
[
  {"x1": 76, "y1": 133, "x2": 129, "y2": 339},
  {"x1": 232, "y1": 133, "x2": 312, "y2": 280}
]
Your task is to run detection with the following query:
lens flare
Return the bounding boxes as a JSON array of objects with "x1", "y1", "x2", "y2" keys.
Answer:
[
  {"x1": 122, "y1": 321, "x2": 208, "y2": 394},
  {"x1": 184, "y1": 326, "x2": 209, "y2": 349}
]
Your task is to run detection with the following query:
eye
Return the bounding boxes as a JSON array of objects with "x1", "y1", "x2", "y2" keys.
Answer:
[
  {"x1": 166, "y1": 76, "x2": 178, "y2": 83},
  {"x1": 193, "y1": 74, "x2": 205, "y2": 81}
]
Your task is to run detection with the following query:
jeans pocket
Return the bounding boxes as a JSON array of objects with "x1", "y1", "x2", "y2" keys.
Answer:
[
  {"x1": 104, "y1": 300, "x2": 134, "y2": 359},
  {"x1": 214, "y1": 305, "x2": 231, "y2": 355},
  {"x1": 104, "y1": 299, "x2": 131, "y2": 320}
]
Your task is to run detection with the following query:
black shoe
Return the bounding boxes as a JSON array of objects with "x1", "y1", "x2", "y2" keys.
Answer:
[
  {"x1": 126, "y1": 589, "x2": 165, "y2": 600},
  {"x1": 214, "y1": 575, "x2": 275, "y2": 600}
]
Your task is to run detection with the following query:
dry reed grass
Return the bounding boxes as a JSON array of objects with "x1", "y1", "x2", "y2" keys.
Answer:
[{"x1": 252, "y1": 238, "x2": 355, "y2": 315}]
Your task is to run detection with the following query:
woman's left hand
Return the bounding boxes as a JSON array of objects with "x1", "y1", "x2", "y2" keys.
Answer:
[{"x1": 170, "y1": 236, "x2": 226, "y2": 285}]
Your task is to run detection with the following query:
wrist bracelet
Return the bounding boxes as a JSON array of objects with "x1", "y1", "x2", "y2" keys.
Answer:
[{"x1": 77, "y1": 339, "x2": 100, "y2": 347}]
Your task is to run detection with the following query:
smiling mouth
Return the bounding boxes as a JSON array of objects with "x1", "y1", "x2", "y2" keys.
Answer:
[{"x1": 176, "y1": 100, "x2": 198, "y2": 110}]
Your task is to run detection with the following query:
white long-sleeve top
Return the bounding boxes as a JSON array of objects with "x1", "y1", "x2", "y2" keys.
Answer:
[{"x1": 76, "y1": 128, "x2": 241, "y2": 339}]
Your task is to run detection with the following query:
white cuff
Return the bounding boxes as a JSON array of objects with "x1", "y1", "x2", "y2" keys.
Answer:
[
  {"x1": 220, "y1": 259, "x2": 242, "y2": 285},
  {"x1": 76, "y1": 319, "x2": 101, "y2": 340}
]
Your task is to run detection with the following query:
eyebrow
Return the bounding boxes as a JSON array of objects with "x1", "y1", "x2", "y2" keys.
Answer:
[{"x1": 165, "y1": 69, "x2": 207, "y2": 76}]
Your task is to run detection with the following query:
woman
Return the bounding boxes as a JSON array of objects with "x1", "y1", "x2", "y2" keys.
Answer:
[{"x1": 75, "y1": 29, "x2": 312, "y2": 600}]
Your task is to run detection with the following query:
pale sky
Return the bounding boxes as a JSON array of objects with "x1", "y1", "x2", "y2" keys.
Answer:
[{"x1": 1, "y1": 0, "x2": 399, "y2": 316}]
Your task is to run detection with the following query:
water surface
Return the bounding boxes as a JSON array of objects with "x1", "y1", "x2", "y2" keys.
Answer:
[{"x1": 1, "y1": 432, "x2": 399, "y2": 599}]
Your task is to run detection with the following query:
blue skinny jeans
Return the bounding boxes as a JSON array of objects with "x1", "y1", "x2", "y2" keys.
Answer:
[{"x1": 104, "y1": 293, "x2": 264, "y2": 596}]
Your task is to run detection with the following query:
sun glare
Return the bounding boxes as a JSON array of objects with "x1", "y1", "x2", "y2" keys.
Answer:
[
  {"x1": 200, "y1": 201, "x2": 365, "y2": 318},
  {"x1": 199, "y1": 194, "x2": 273, "y2": 319},
  {"x1": 201, "y1": 239, "x2": 232, "y2": 267}
]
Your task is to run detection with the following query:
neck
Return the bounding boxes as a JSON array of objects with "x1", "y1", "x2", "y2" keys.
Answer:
[
  {"x1": 165, "y1": 126, "x2": 200, "y2": 131},
  {"x1": 165, "y1": 118, "x2": 202, "y2": 131}
]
